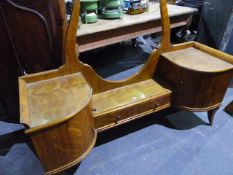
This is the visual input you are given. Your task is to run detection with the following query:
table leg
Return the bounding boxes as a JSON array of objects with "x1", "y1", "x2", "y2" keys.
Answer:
[
  {"x1": 208, "y1": 107, "x2": 219, "y2": 126},
  {"x1": 131, "y1": 38, "x2": 137, "y2": 47}
]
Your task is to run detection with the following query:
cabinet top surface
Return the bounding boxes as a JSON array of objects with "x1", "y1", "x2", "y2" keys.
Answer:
[
  {"x1": 162, "y1": 47, "x2": 233, "y2": 72},
  {"x1": 25, "y1": 73, "x2": 92, "y2": 128}
]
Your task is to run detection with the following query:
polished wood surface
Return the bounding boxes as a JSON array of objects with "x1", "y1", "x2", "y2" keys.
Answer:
[
  {"x1": 92, "y1": 79, "x2": 171, "y2": 130},
  {"x1": 21, "y1": 73, "x2": 92, "y2": 129},
  {"x1": 93, "y1": 79, "x2": 170, "y2": 115},
  {"x1": 94, "y1": 93, "x2": 170, "y2": 131},
  {"x1": 162, "y1": 47, "x2": 233, "y2": 72},
  {"x1": 18, "y1": 0, "x2": 97, "y2": 174},
  {"x1": 156, "y1": 42, "x2": 233, "y2": 112},
  {"x1": 30, "y1": 102, "x2": 96, "y2": 175},
  {"x1": 17, "y1": 0, "x2": 233, "y2": 174}
]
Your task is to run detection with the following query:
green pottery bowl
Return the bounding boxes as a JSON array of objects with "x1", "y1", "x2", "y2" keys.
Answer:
[
  {"x1": 101, "y1": 0, "x2": 122, "y2": 8},
  {"x1": 82, "y1": 12, "x2": 98, "y2": 23},
  {"x1": 81, "y1": 0, "x2": 99, "y2": 11}
]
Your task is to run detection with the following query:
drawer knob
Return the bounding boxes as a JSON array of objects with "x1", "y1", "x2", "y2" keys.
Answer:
[
  {"x1": 176, "y1": 80, "x2": 184, "y2": 88},
  {"x1": 115, "y1": 115, "x2": 121, "y2": 123},
  {"x1": 179, "y1": 80, "x2": 184, "y2": 85},
  {"x1": 153, "y1": 103, "x2": 160, "y2": 110}
]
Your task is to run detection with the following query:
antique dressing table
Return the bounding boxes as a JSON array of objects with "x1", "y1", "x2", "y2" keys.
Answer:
[{"x1": 1, "y1": 0, "x2": 232, "y2": 174}]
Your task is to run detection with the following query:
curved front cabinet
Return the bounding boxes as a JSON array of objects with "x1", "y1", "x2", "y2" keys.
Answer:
[
  {"x1": 156, "y1": 54, "x2": 233, "y2": 111},
  {"x1": 28, "y1": 102, "x2": 96, "y2": 175}
]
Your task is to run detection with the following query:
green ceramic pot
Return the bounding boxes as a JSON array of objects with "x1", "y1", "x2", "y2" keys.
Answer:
[
  {"x1": 101, "y1": 0, "x2": 122, "y2": 8},
  {"x1": 101, "y1": 8, "x2": 123, "y2": 18},
  {"x1": 81, "y1": 0, "x2": 99, "y2": 11},
  {"x1": 81, "y1": 12, "x2": 98, "y2": 23}
]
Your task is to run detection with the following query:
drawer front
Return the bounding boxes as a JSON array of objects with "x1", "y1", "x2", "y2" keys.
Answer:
[
  {"x1": 94, "y1": 94, "x2": 170, "y2": 130},
  {"x1": 140, "y1": 94, "x2": 170, "y2": 113},
  {"x1": 94, "y1": 111, "x2": 117, "y2": 129},
  {"x1": 117, "y1": 105, "x2": 140, "y2": 122},
  {"x1": 94, "y1": 105, "x2": 140, "y2": 129}
]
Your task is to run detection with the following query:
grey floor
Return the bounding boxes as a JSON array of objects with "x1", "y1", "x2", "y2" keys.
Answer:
[{"x1": 0, "y1": 36, "x2": 233, "y2": 175}]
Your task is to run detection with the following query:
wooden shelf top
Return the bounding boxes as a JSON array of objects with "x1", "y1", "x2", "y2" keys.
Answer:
[
  {"x1": 24, "y1": 73, "x2": 92, "y2": 128},
  {"x1": 162, "y1": 47, "x2": 233, "y2": 72}
]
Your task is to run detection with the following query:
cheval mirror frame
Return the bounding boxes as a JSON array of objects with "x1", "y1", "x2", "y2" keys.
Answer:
[{"x1": 16, "y1": 0, "x2": 233, "y2": 174}]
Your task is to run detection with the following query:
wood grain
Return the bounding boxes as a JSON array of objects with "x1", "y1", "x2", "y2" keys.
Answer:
[
  {"x1": 162, "y1": 47, "x2": 233, "y2": 72},
  {"x1": 22, "y1": 73, "x2": 92, "y2": 129},
  {"x1": 93, "y1": 79, "x2": 171, "y2": 129},
  {"x1": 156, "y1": 56, "x2": 233, "y2": 110},
  {"x1": 92, "y1": 79, "x2": 170, "y2": 115},
  {"x1": 94, "y1": 94, "x2": 171, "y2": 131},
  {"x1": 30, "y1": 102, "x2": 96, "y2": 175},
  {"x1": 156, "y1": 43, "x2": 233, "y2": 122},
  {"x1": 17, "y1": 1, "x2": 97, "y2": 174}
]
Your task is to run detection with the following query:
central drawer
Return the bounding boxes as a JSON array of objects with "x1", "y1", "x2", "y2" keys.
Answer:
[
  {"x1": 140, "y1": 95, "x2": 170, "y2": 113},
  {"x1": 93, "y1": 94, "x2": 171, "y2": 131}
]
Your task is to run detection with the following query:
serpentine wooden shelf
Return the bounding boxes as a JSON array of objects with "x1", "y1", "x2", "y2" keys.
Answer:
[{"x1": 9, "y1": 0, "x2": 232, "y2": 174}]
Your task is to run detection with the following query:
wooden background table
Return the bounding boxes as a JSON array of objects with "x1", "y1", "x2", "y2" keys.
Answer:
[{"x1": 77, "y1": 3, "x2": 197, "y2": 53}]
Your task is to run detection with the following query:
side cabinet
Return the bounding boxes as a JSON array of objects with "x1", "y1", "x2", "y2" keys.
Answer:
[
  {"x1": 19, "y1": 72, "x2": 97, "y2": 175},
  {"x1": 29, "y1": 102, "x2": 96, "y2": 175},
  {"x1": 156, "y1": 56, "x2": 233, "y2": 111}
]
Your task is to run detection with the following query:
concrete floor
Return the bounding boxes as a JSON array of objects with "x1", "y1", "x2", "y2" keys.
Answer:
[{"x1": 0, "y1": 36, "x2": 233, "y2": 175}]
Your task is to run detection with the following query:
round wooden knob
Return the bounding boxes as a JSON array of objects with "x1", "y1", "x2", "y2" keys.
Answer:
[
  {"x1": 115, "y1": 115, "x2": 121, "y2": 123},
  {"x1": 176, "y1": 80, "x2": 184, "y2": 88},
  {"x1": 153, "y1": 103, "x2": 160, "y2": 110},
  {"x1": 179, "y1": 80, "x2": 184, "y2": 85}
]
